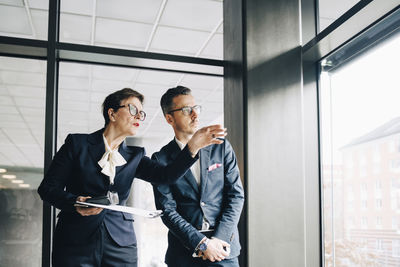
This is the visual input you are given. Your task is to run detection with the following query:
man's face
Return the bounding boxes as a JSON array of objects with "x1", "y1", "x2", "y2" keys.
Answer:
[{"x1": 167, "y1": 94, "x2": 199, "y2": 136}]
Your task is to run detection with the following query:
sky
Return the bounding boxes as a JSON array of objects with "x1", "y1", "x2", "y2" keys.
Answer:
[{"x1": 320, "y1": 32, "x2": 400, "y2": 164}]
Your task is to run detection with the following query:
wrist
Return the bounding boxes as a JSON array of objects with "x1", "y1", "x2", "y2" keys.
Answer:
[
  {"x1": 187, "y1": 143, "x2": 198, "y2": 157},
  {"x1": 198, "y1": 237, "x2": 209, "y2": 252}
]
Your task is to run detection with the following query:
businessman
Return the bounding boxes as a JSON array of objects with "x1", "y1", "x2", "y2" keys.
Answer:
[{"x1": 152, "y1": 86, "x2": 244, "y2": 266}]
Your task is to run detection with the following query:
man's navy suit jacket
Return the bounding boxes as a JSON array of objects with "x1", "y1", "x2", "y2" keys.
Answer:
[
  {"x1": 152, "y1": 139, "x2": 244, "y2": 264},
  {"x1": 38, "y1": 128, "x2": 197, "y2": 248}
]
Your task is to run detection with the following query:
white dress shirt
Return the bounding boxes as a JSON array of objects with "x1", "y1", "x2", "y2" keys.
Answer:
[{"x1": 175, "y1": 137, "x2": 201, "y2": 186}]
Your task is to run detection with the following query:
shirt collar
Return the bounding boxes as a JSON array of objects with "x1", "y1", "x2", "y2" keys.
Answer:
[{"x1": 174, "y1": 137, "x2": 186, "y2": 151}]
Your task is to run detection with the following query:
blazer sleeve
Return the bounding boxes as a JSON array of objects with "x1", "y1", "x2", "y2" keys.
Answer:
[
  {"x1": 213, "y1": 140, "x2": 245, "y2": 243},
  {"x1": 151, "y1": 152, "x2": 206, "y2": 252},
  {"x1": 135, "y1": 144, "x2": 198, "y2": 185},
  {"x1": 37, "y1": 134, "x2": 79, "y2": 211}
]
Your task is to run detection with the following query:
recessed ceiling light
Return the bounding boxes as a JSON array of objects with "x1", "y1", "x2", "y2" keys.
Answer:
[
  {"x1": 0, "y1": 168, "x2": 6, "y2": 173},
  {"x1": 2, "y1": 174, "x2": 16, "y2": 179},
  {"x1": 19, "y1": 184, "x2": 30, "y2": 188},
  {"x1": 12, "y1": 180, "x2": 24, "y2": 184}
]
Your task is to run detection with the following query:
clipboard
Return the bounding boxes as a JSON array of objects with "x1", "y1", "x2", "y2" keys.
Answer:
[{"x1": 75, "y1": 201, "x2": 162, "y2": 218}]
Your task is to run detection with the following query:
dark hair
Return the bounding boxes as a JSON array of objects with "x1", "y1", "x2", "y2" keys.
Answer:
[
  {"x1": 160, "y1": 85, "x2": 192, "y2": 115},
  {"x1": 102, "y1": 88, "x2": 144, "y2": 127}
]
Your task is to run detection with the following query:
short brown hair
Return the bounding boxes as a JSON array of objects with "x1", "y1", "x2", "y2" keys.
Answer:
[
  {"x1": 102, "y1": 88, "x2": 144, "y2": 127},
  {"x1": 160, "y1": 86, "x2": 191, "y2": 115}
]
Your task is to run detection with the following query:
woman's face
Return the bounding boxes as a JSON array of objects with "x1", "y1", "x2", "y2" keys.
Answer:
[{"x1": 112, "y1": 96, "x2": 144, "y2": 136}]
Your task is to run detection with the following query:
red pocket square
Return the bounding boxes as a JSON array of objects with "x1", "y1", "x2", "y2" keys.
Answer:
[{"x1": 208, "y1": 163, "x2": 222, "y2": 171}]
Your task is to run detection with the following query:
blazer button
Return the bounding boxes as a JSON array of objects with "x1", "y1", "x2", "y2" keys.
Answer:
[{"x1": 200, "y1": 201, "x2": 206, "y2": 207}]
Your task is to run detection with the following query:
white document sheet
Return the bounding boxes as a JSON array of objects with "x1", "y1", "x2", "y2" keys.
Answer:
[{"x1": 76, "y1": 201, "x2": 162, "y2": 218}]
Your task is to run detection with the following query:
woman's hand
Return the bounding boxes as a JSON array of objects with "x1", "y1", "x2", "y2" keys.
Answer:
[
  {"x1": 75, "y1": 196, "x2": 103, "y2": 216},
  {"x1": 187, "y1": 125, "x2": 227, "y2": 156}
]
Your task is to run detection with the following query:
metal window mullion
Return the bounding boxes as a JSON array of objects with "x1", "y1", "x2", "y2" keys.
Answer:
[{"x1": 42, "y1": 0, "x2": 60, "y2": 266}]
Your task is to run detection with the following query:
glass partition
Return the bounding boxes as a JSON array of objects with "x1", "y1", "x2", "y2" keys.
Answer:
[
  {"x1": 0, "y1": 56, "x2": 46, "y2": 266},
  {"x1": 58, "y1": 61, "x2": 223, "y2": 266}
]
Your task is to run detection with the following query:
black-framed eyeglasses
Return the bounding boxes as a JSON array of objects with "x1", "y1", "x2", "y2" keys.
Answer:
[
  {"x1": 118, "y1": 104, "x2": 146, "y2": 121},
  {"x1": 168, "y1": 105, "x2": 202, "y2": 116}
]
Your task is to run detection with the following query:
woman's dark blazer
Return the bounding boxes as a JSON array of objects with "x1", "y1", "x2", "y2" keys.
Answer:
[{"x1": 38, "y1": 128, "x2": 197, "y2": 247}]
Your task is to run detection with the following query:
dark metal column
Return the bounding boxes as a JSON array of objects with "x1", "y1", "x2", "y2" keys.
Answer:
[
  {"x1": 224, "y1": 0, "x2": 320, "y2": 266},
  {"x1": 42, "y1": 0, "x2": 60, "y2": 266},
  {"x1": 224, "y1": 0, "x2": 247, "y2": 266}
]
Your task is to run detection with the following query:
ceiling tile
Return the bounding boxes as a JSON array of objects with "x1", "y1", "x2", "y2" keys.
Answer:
[
  {"x1": 217, "y1": 23, "x2": 223, "y2": 33},
  {"x1": 200, "y1": 33, "x2": 223, "y2": 60},
  {"x1": 1, "y1": 121, "x2": 27, "y2": 128},
  {"x1": 96, "y1": 0, "x2": 162, "y2": 23},
  {"x1": 58, "y1": 110, "x2": 90, "y2": 120},
  {"x1": 90, "y1": 91, "x2": 109, "y2": 103},
  {"x1": 319, "y1": 0, "x2": 359, "y2": 20},
  {"x1": 26, "y1": 120, "x2": 44, "y2": 131},
  {"x1": 0, "y1": 0, "x2": 23, "y2": 5},
  {"x1": 19, "y1": 107, "x2": 44, "y2": 117},
  {"x1": 14, "y1": 96, "x2": 45, "y2": 108},
  {"x1": 3, "y1": 128, "x2": 36, "y2": 145},
  {"x1": 0, "y1": 152, "x2": 13, "y2": 166},
  {"x1": 23, "y1": 115, "x2": 44, "y2": 123},
  {"x1": 0, "y1": 131, "x2": 13, "y2": 145},
  {"x1": 95, "y1": 18, "x2": 152, "y2": 48},
  {"x1": 0, "y1": 114, "x2": 22, "y2": 122},
  {"x1": 136, "y1": 69, "x2": 181, "y2": 85},
  {"x1": 180, "y1": 74, "x2": 223, "y2": 90},
  {"x1": 0, "y1": 6, "x2": 31, "y2": 35},
  {"x1": 59, "y1": 88, "x2": 90, "y2": 101},
  {"x1": 1, "y1": 71, "x2": 46, "y2": 86},
  {"x1": 60, "y1": 13, "x2": 92, "y2": 43},
  {"x1": 60, "y1": 62, "x2": 91, "y2": 77},
  {"x1": 91, "y1": 78, "x2": 132, "y2": 92},
  {"x1": 0, "y1": 57, "x2": 43, "y2": 72},
  {"x1": 150, "y1": 26, "x2": 209, "y2": 54},
  {"x1": 28, "y1": 0, "x2": 48, "y2": 10},
  {"x1": 160, "y1": 0, "x2": 222, "y2": 32},
  {"x1": 61, "y1": 0, "x2": 94, "y2": 16},
  {"x1": 92, "y1": 65, "x2": 138, "y2": 81},
  {"x1": 59, "y1": 76, "x2": 90, "y2": 90},
  {"x1": 0, "y1": 85, "x2": 8, "y2": 95},
  {"x1": 0, "y1": 105, "x2": 19, "y2": 115},
  {"x1": 7, "y1": 85, "x2": 45, "y2": 98},
  {"x1": 134, "y1": 82, "x2": 169, "y2": 98},
  {"x1": 59, "y1": 100, "x2": 90, "y2": 112},
  {"x1": 0, "y1": 95, "x2": 14, "y2": 106},
  {"x1": 31, "y1": 9, "x2": 48, "y2": 40},
  {"x1": 0, "y1": 144, "x2": 31, "y2": 166},
  {"x1": 141, "y1": 95, "x2": 160, "y2": 108},
  {"x1": 319, "y1": 18, "x2": 333, "y2": 32}
]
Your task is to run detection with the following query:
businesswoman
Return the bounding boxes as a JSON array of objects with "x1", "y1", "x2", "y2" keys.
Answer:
[{"x1": 38, "y1": 88, "x2": 225, "y2": 267}]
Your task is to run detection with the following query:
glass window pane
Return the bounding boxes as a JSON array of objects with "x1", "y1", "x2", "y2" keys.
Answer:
[
  {"x1": 0, "y1": 0, "x2": 48, "y2": 40},
  {"x1": 318, "y1": 0, "x2": 360, "y2": 32},
  {"x1": 58, "y1": 62, "x2": 223, "y2": 266},
  {"x1": 0, "y1": 56, "x2": 46, "y2": 266},
  {"x1": 59, "y1": 0, "x2": 223, "y2": 60},
  {"x1": 320, "y1": 33, "x2": 400, "y2": 266}
]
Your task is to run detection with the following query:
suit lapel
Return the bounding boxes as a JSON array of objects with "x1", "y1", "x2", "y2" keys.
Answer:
[
  {"x1": 115, "y1": 141, "x2": 133, "y2": 176},
  {"x1": 168, "y1": 140, "x2": 199, "y2": 194},
  {"x1": 88, "y1": 128, "x2": 106, "y2": 171},
  {"x1": 200, "y1": 146, "x2": 211, "y2": 196}
]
